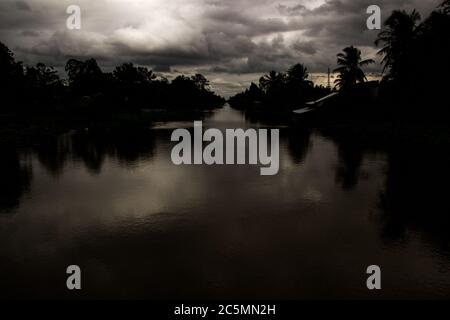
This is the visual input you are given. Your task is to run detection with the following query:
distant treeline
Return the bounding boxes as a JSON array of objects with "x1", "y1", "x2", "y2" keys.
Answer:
[
  {"x1": 230, "y1": 0, "x2": 450, "y2": 115},
  {"x1": 228, "y1": 65, "x2": 332, "y2": 110},
  {"x1": 0, "y1": 44, "x2": 225, "y2": 114}
]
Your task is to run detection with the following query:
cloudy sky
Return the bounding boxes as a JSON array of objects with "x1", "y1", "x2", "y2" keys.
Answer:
[{"x1": 0, "y1": 0, "x2": 442, "y2": 96}]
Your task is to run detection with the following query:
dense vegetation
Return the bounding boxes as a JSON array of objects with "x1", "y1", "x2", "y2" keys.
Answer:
[
  {"x1": 230, "y1": 0, "x2": 450, "y2": 116},
  {"x1": 375, "y1": 0, "x2": 450, "y2": 112},
  {"x1": 0, "y1": 44, "x2": 225, "y2": 115},
  {"x1": 228, "y1": 64, "x2": 331, "y2": 111}
]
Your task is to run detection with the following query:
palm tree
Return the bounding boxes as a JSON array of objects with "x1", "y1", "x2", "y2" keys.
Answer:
[
  {"x1": 258, "y1": 71, "x2": 286, "y2": 93},
  {"x1": 439, "y1": 0, "x2": 450, "y2": 16},
  {"x1": 375, "y1": 10, "x2": 421, "y2": 80},
  {"x1": 287, "y1": 64, "x2": 310, "y2": 84},
  {"x1": 333, "y1": 46, "x2": 374, "y2": 90}
]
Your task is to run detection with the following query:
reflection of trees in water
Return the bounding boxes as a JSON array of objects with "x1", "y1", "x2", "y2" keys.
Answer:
[
  {"x1": 110, "y1": 131, "x2": 156, "y2": 166},
  {"x1": 377, "y1": 147, "x2": 450, "y2": 249},
  {"x1": 35, "y1": 134, "x2": 71, "y2": 177},
  {"x1": 320, "y1": 129, "x2": 366, "y2": 190},
  {"x1": 320, "y1": 125, "x2": 450, "y2": 253},
  {"x1": 35, "y1": 130, "x2": 156, "y2": 176},
  {"x1": 334, "y1": 142, "x2": 364, "y2": 190},
  {"x1": 71, "y1": 132, "x2": 109, "y2": 174},
  {"x1": 231, "y1": 112, "x2": 313, "y2": 165},
  {"x1": 243, "y1": 110, "x2": 293, "y2": 127},
  {"x1": 285, "y1": 127, "x2": 312, "y2": 164},
  {"x1": 0, "y1": 148, "x2": 32, "y2": 213},
  {"x1": 72, "y1": 130, "x2": 156, "y2": 172},
  {"x1": 1, "y1": 130, "x2": 156, "y2": 212}
]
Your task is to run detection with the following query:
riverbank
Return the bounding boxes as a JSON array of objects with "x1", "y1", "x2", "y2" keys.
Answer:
[
  {"x1": 2, "y1": 104, "x2": 450, "y2": 154},
  {"x1": 0, "y1": 109, "x2": 214, "y2": 147}
]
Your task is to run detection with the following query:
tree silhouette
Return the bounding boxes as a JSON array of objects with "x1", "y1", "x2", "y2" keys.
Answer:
[
  {"x1": 259, "y1": 71, "x2": 286, "y2": 93},
  {"x1": 0, "y1": 41, "x2": 224, "y2": 113},
  {"x1": 65, "y1": 58, "x2": 106, "y2": 95},
  {"x1": 0, "y1": 42, "x2": 19, "y2": 71},
  {"x1": 25, "y1": 63, "x2": 60, "y2": 88},
  {"x1": 286, "y1": 63, "x2": 313, "y2": 100},
  {"x1": 113, "y1": 63, "x2": 156, "y2": 85},
  {"x1": 287, "y1": 63, "x2": 311, "y2": 85},
  {"x1": 112, "y1": 63, "x2": 157, "y2": 108},
  {"x1": 375, "y1": 10, "x2": 421, "y2": 81},
  {"x1": 229, "y1": 62, "x2": 331, "y2": 110},
  {"x1": 0, "y1": 42, "x2": 24, "y2": 111},
  {"x1": 373, "y1": 2, "x2": 450, "y2": 111},
  {"x1": 191, "y1": 74, "x2": 210, "y2": 91},
  {"x1": 333, "y1": 46, "x2": 374, "y2": 90},
  {"x1": 24, "y1": 63, "x2": 62, "y2": 108},
  {"x1": 442, "y1": 0, "x2": 450, "y2": 14}
]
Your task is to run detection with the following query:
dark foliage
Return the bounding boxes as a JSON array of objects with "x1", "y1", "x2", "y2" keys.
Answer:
[
  {"x1": 0, "y1": 43, "x2": 225, "y2": 115},
  {"x1": 375, "y1": 0, "x2": 450, "y2": 114},
  {"x1": 229, "y1": 63, "x2": 331, "y2": 111},
  {"x1": 231, "y1": 1, "x2": 450, "y2": 117},
  {"x1": 334, "y1": 46, "x2": 374, "y2": 90}
]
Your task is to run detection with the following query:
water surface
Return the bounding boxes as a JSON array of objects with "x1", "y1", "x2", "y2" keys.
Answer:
[{"x1": 1, "y1": 106, "x2": 450, "y2": 299}]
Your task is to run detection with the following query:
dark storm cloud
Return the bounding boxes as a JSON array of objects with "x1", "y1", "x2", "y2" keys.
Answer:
[
  {"x1": 21, "y1": 30, "x2": 40, "y2": 37},
  {"x1": 0, "y1": 0, "x2": 442, "y2": 94},
  {"x1": 292, "y1": 40, "x2": 317, "y2": 55},
  {"x1": 278, "y1": 4, "x2": 308, "y2": 16},
  {"x1": 15, "y1": 1, "x2": 32, "y2": 11}
]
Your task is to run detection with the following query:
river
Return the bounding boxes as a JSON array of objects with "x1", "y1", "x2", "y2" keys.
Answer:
[{"x1": 1, "y1": 106, "x2": 449, "y2": 299}]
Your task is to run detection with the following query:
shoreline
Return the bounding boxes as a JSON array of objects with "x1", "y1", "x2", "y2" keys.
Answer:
[{"x1": 2, "y1": 106, "x2": 450, "y2": 151}]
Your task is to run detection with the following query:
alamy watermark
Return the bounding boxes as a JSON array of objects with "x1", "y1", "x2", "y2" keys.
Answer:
[
  {"x1": 66, "y1": 5, "x2": 81, "y2": 30},
  {"x1": 66, "y1": 4, "x2": 380, "y2": 31},
  {"x1": 366, "y1": 265, "x2": 381, "y2": 290},
  {"x1": 66, "y1": 265, "x2": 81, "y2": 290},
  {"x1": 366, "y1": 5, "x2": 381, "y2": 30},
  {"x1": 171, "y1": 121, "x2": 279, "y2": 176}
]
